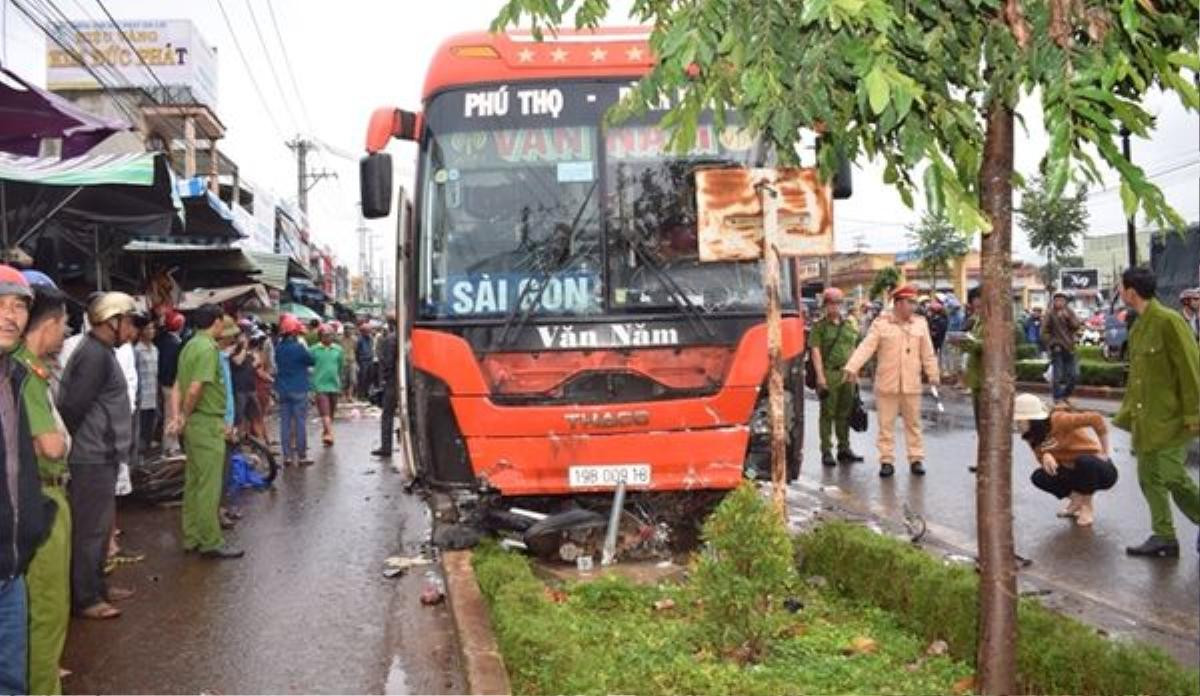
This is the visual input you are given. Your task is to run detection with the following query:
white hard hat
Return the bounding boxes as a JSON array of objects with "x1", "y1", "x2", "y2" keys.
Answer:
[{"x1": 1013, "y1": 393, "x2": 1050, "y2": 421}]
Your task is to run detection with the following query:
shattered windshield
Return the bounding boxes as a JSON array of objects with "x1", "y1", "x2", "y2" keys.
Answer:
[
  {"x1": 417, "y1": 82, "x2": 791, "y2": 320},
  {"x1": 605, "y1": 120, "x2": 790, "y2": 312}
]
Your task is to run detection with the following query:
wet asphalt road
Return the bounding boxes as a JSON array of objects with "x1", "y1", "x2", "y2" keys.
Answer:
[
  {"x1": 792, "y1": 389, "x2": 1199, "y2": 663},
  {"x1": 62, "y1": 412, "x2": 463, "y2": 695}
]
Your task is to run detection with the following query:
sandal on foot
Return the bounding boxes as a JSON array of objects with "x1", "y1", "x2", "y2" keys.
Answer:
[{"x1": 79, "y1": 602, "x2": 121, "y2": 620}]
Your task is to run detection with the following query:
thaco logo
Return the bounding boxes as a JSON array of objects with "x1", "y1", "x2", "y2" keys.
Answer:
[{"x1": 563, "y1": 410, "x2": 651, "y2": 429}]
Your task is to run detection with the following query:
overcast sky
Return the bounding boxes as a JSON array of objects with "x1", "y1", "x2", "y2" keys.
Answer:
[{"x1": 3, "y1": 0, "x2": 1197, "y2": 278}]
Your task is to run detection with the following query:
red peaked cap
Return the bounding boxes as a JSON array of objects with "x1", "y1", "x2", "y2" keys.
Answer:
[{"x1": 891, "y1": 284, "x2": 919, "y2": 301}]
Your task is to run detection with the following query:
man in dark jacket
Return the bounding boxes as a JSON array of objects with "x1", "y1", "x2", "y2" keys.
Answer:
[
  {"x1": 927, "y1": 300, "x2": 949, "y2": 353},
  {"x1": 155, "y1": 310, "x2": 184, "y2": 454},
  {"x1": 0, "y1": 265, "x2": 49, "y2": 695},
  {"x1": 355, "y1": 323, "x2": 374, "y2": 399},
  {"x1": 372, "y1": 319, "x2": 399, "y2": 458},
  {"x1": 1041, "y1": 290, "x2": 1082, "y2": 403},
  {"x1": 58, "y1": 292, "x2": 137, "y2": 619}
]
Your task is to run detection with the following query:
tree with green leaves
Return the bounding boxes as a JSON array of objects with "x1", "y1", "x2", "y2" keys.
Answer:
[
  {"x1": 1018, "y1": 177, "x2": 1091, "y2": 289},
  {"x1": 494, "y1": 1, "x2": 1197, "y2": 692},
  {"x1": 908, "y1": 212, "x2": 971, "y2": 292},
  {"x1": 869, "y1": 266, "x2": 902, "y2": 300}
]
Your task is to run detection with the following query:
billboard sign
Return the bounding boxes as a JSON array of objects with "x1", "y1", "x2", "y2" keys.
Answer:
[
  {"x1": 47, "y1": 19, "x2": 218, "y2": 109},
  {"x1": 1059, "y1": 267, "x2": 1100, "y2": 293},
  {"x1": 695, "y1": 167, "x2": 833, "y2": 262}
]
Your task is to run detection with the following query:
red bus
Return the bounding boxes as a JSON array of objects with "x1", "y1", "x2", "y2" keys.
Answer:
[{"x1": 360, "y1": 28, "x2": 850, "y2": 553}]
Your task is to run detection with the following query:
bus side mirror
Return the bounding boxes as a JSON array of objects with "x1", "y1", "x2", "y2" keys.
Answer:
[
  {"x1": 816, "y1": 136, "x2": 853, "y2": 200},
  {"x1": 360, "y1": 153, "x2": 393, "y2": 219},
  {"x1": 832, "y1": 153, "x2": 852, "y2": 200},
  {"x1": 366, "y1": 107, "x2": 421, "y2": 152}
]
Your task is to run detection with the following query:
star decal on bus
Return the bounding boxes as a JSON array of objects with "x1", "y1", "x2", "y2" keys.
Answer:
[
  {"x1": 590, "y1": 48, "x2": 608, "y2": 62},
  {"x1": 550, "y1": 47, "x2": 569, "y2": 63},
  {"x1": 517, "y1": 48, "x2": 535, "y2": 63},
  {"x1": 625, "y1": 46, "x2": 645, "y2": 61}
]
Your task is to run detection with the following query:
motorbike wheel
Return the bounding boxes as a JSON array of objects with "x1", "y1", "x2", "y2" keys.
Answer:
[{"x1": 239, "y1": 435, "x2": 279, "y2": 486}]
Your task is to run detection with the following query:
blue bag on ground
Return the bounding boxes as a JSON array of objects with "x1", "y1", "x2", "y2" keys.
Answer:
[{"x1": 228, "y1": 452, "x2": 268, "y2": 490}]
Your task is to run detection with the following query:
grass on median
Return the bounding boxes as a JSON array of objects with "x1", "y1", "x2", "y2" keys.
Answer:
[
  {"x1": 473, "y1": 547, "x2": 974, "y2": 695},
  {"x1": 799, "y1": 522, "x2": 1200, "y2": 696}
]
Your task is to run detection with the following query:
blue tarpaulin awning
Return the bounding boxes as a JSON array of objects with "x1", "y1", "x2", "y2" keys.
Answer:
[{"x1": 174, "y1": 176, "x2": 244, "y2": 242}]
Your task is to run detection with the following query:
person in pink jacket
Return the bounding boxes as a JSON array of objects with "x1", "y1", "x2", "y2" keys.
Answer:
[{"x1": 842, "y1": 284, "x2": 941, "y2": 477}]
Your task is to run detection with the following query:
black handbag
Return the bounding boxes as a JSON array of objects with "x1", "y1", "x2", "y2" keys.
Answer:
[
  {"x1": 804, "y1": 352, "x2": 818, "y2": 390},
  {"x1": 848, "y1": 386, "x2": 868, "y2": 432}
]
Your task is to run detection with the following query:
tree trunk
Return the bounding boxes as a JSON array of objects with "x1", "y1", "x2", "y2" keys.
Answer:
[{"x1": 975, "y1": 100, "x2": 1018, "y2": 694}]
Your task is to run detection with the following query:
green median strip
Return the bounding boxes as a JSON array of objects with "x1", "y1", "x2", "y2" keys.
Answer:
[{"x1": 471, "y1": 484, "x2": 1196, "y2": 695}]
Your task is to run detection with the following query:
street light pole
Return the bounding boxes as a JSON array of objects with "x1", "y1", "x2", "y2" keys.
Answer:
[{"x1": 1120, "y1": 127, "x2": 1137, "y2": 267}]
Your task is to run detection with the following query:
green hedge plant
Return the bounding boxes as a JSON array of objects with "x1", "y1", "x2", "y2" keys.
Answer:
[
  {"x1": 799, "y1": 522, "x2": 1198, "y2": 695},
  {"x1": 693, "y1": 482, "x2": 797, "y2": 663}
]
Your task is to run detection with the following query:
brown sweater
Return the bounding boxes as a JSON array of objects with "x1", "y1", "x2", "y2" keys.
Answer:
[{"x1": 1031, "y1": 410, "x2": 1107, "y2": 466}]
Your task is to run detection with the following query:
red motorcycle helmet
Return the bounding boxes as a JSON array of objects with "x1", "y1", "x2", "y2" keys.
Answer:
[{"x1": 279, "y1": 313, "x2": 305, "y2": 336}]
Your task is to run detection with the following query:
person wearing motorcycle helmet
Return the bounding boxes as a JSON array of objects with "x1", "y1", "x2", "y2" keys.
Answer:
[
  {"x1": 1041, "y1": 289, "x2": 1082, "y2": 403},
  {"x1": 55, "y1": 292, "x2": 139, "y2": 620},
  {"x1": 20, "y1": 269, "x2": 56, "y2": 289},
  {"x1": 0, "y1": 264, "x2": 46, "y2": 695},
  {"x1": 155, "y1": 310, "x2": 187, "y2": 456},
  {"x1": 274, "y1": 314, "x2": 314, "y2": 467},
  {"x1": 1013, "y1": 393, "x2": 1118, "y2": 527}
]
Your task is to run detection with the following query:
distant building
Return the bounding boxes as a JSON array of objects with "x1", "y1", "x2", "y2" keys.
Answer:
[
  {"x1": 824, "y1": 250, "x2": 1046, "y2": 308},
  {"x1": 1082, "y1": 231, "x2": 1154, "y2": 290}
]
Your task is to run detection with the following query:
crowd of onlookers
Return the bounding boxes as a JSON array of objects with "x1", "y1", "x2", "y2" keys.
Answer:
[{"x1": 1, "y1": 264, "x2": 398, "y2": 695}]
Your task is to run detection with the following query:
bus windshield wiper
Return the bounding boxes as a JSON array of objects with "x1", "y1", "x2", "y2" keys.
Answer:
[
  {"x1": 621, "y1": 223, "x2": 715, "y2": 340},
  {"x1": 492, "y1": 180, "x2": 598, "y2": 349}
]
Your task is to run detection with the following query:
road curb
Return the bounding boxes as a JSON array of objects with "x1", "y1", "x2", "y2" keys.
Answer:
[
  {"x1": 442, "y1": 550, "x2": 512, "y2": 696},
  {"x1": 1013, "y1": 381, "x2": 1126, "y2": 400}
]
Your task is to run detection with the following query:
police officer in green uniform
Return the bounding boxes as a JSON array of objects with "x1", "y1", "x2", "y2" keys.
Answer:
[
  {"x1": 1113, "y1": 267, "x2": 1200, "y2": 558},
  {"x1": 170, "y1": 305, "x2": 243, "y2": 559},
  {"x1": 809, "y1": 287, "x2": 863, "y2": 467},
  {"x1": 16, "y1": 279, "x2": 71, "y2": 694}
]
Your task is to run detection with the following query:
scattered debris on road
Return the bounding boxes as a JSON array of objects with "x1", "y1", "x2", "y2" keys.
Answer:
[{"x1": 382, "y1": 554, "x2": 433, "y2": 578}]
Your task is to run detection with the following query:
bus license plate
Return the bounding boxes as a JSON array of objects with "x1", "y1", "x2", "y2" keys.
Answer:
[{"x1": 568, "y1": 465, "x2": 651, "y2": 488}]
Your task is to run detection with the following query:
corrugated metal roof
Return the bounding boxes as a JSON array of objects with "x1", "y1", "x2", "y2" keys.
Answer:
[{"x1": 246, "y1": 250, "x2": 289, "y2": 289}]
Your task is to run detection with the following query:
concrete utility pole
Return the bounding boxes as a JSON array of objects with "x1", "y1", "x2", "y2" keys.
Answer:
[
  {"x1": 286, "y1": 136, "x2": 336, "y2": 214},
  {"x1": 357, "y1": 216, "x2": 370, "y2": 302}
]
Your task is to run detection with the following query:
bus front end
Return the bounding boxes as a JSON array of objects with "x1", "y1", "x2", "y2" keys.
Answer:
[{"x1": 363, "y1": 30, "x2": 835, "y2": 556}]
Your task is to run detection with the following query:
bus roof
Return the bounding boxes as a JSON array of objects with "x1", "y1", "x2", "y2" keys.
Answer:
[{"x1": 423, "y1": 28, "x2": 655, "y2": 100}]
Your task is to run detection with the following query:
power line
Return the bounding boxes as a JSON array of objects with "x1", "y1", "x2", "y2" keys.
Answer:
[
  {"x1": 1087, "y1": 159, "x2": 1199, "y2": 199},
  {"x1": 12, "y1": 0, "x2": 141, "y2": 125},
  {"x1": 92, "y1": 0, "x2": 172, "y2": 98},
  {"x1": 30, "y1": 0, "x2": 139, "y2": 97},
  {"x1": 243, "y1": 0, "x2": 299, "y2": 134},
  {"x1": 213, "y1": 0, "x2": 287, "y2": 140},
  {"x1": 90, "y1": 0, "x2": 200, "y2": 150},
  {"x1": 265, "y1": 0, "x2": 313, "y2": 133},
  {"x1": 31, "y1": 0, "x2": 193, "y2": 146}
]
